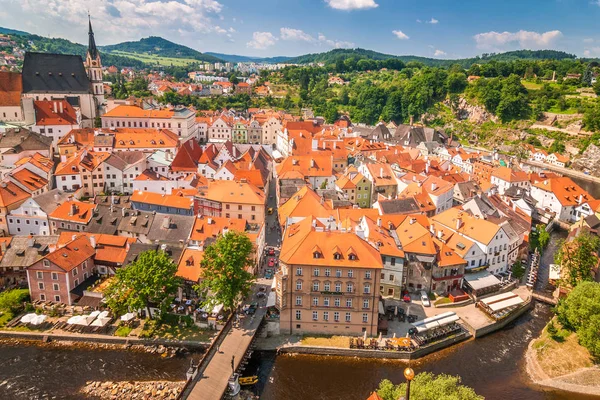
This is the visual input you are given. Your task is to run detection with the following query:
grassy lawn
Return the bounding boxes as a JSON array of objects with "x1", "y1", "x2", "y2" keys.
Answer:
[
  {"x1": 115, "y1": 325, "x2": 133, "y2": 337},
  {"x1": 0, "y1": 312, "x2": 14, "y2": 328},
  {"x1": 546, "y1": 106, "x2": 580, "y2": 115},
  {"x1": 140, "y1": 320, "x2": 213, "y2": 342},
  {"x1": 109, "y1": 50, "x2": 201, "y2": 67},
  {"x1": 522, "y1": 80, "x2": 543, "y2": 90},
  {"x1": 532, "y1": 318, "x2": 593, "y2": 379},
  {"x1": 434, "y1": 297, "x2": 452, "y2": 306},
  {"x1": 301, "y1": 335, "x2": 351, "y2": 348}
]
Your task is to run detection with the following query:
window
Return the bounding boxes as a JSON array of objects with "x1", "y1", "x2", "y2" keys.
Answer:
[
  {"x1": 72, "y1": 268, "x2": 78, "y2": 276},
  {"x1": 347, "y1": 283, "x2": 353, "y2": 293},
  {"x1": 363, "y1": 299, "x2": 369, "y2": 309},
  {"x1": 312, "y1": 297, "x2": 318, "y2": 306},
  {"x1": 323, "y1": 312, "x2": 329, "y2": 321},
  {"x1": 336, "y1": 269, "x2": 342, "y2": 278},
  {"x1": 334, "y1": 298, "x2": 340, "y2": 307},
  {"x1": 362, "y1": 313, "x2": 368, "y2": 323},
  {"x1": 38, "y1": 282, "x2": 44, "y2": 290},
  {"x1": 348, "y1": 270, "x2": 354, "y2": 278},
  {"x1": 323, "y1": 297, "x2": 330, "y2": 307},
  {"x1": 381, "y1": 273, "x2": 385, "y2": 280},
  {"x1": 313, "y1": 268, "x2": 319, "y2": 277},
  {"x1": 335, "y1": 283, "x2": 341, "y2": 292},
  {"x1": 43, "y1": 260, "x2": 50, "y2": 267},
  {"x1": 334, "y1": 312, "x2": 340, "y2": 322},
  {"x1": 346, "y1": 298, "x2": 352, "y2": 308},
  {"x1": 364, "y1": 284, "x2": 371, "y2": 294},
  {"x1": 53, "y1": 283, "x2": 60, "y2": 291},
  {"x1": 312, "y1": 311, "x2": 318, "y2": 321},
  {"x1": 389, "y1": 274, "x2": 395, "y2": 281},
  {"x1": 296, "y1": 281, "x2": 302, "y2": 290},
  {"x1": 345, "y1": 312, "x2": 351, "y2": 322},
  {"x1": 324, "y1": 282, "x2": 330, "y2": 291},
  {"x1": 295, "y1": 310, "x2": 301, "y2": 320},
  {"x1": 365, "y1": 271, "x2": 371, "y2": 279},
  {"x1": 325, "y1": 268, "x2": 331, "y2": 277},
  {"x1": 40, "y1": 294, "x2": 46, "y2": 301},
  {"x1": 36, "y1": 271, "x2": 43, "y2": 279},
  {"x1": 51, "y1": 272, "x2": 58, "y2": 280},
  {"x1": 312, "y1": 282, "x2": 319, "y2": 291},
  {"x1": 238, "y1": 205, "x2": 242, "y2": 211},
  {"x1": 296, "y1": 296, "x2": 302, "y2": 306},
  {"x1": 82, "y1": 261, "x2": 87, "y2": 270},
  {"x1": 296, "y1": 267, "x2": 303, "y2": 276}
]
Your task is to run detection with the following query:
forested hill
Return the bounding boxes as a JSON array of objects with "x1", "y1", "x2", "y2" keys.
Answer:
[
  {"x1": 205, "y1": 52, "x2": 292, "y2": 64},
  {"x1": 102, "y1": 37, "x2": 222, "y2": 63},
  {"x1": 286, "y1": 48, "x2": 578, "y2": 67}
]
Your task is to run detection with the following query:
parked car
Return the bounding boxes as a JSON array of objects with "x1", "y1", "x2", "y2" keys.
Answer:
[
  {"x1": 268, "y1": 248, "x2": 275, "y2": 256},
  {"x1": 265, "y1": 269, "x2": 274, "y2": 279},
  {"x1": 403, "y1": 294, "x2": 411, "y2": 303},
  {"x1": 420, "y1": 291, "x2": 431, "y2": 307}
]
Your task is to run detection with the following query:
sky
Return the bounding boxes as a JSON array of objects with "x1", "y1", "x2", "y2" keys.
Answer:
[{"x1": 2, "y1": 0, "x2": 600, "y2": 59}]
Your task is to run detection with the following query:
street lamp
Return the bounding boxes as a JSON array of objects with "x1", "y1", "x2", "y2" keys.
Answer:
[{"x1": 404, "y1": 367, "x2": 415, "y2": 400}]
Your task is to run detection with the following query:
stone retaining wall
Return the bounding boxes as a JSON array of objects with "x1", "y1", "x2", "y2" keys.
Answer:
[
  {"x1": 471, "y1": 300, "x2": 533, "y2": 338},
  {"x1": 278, "y1": 331, "x2": 471, "y2": 360}
]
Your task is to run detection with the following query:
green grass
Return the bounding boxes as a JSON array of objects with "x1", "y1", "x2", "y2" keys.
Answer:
[
  {"x1": 522, "y1": 80, "x2": 543, "y2": 90},
  {"x1": 0, "y1": 311, "x2": 14, "y2": 327},
  {"x1": 115, "y1": 325, "x2": 133, "y2": 337},
  {"x1": 108, "y1": 51, "x2": 203, "y2": 67},
  {"x1": 139, "y1": 319, "x2": 212, "y2": 342},
  {"x1": 434, "y1": 297, "x2": 452, "y2": 306},
  {"x1": 546, "y1": 106, "x2": 580, "y2": 114}
]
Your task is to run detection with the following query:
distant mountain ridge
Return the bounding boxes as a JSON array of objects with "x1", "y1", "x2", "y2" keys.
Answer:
[
  {"x1": 101, "y1": 36, "x2": 223, "y2": 63},
  {"x1": 205, "y1": 52, "x2": 292, "y2": 64}
]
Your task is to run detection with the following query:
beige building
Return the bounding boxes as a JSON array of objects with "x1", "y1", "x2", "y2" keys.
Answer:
[{"x1": 275, "y1": 218, "x2": 383, "y2": 336}]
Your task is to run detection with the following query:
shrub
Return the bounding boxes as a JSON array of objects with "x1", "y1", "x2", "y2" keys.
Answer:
[{"x1": 0, "y1": 289, "x2": 30, "y2": 314}]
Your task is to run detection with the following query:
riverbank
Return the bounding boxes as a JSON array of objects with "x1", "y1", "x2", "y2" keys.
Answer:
[
  {"x1": 525, "y1": 319, "x2": 600, "y2": 396},
  {"x1": 81, "y1": 380, "x2": 184, "y2": 399}
]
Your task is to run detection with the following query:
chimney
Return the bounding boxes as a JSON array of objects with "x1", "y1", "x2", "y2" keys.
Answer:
[
  {"x1": 71, "y1": 234, "x2": 77, "y2": 241},
  {"x1": 121, "y1": 207, "x2": 126, "y2": 217},
  {"x1": 70, "y1": 203, "x2": 77, "y2": 216},
  {"x1": 312, "y1": 219, "x2": 317, "y2": 228},
  {"x1": 379, "y1": 168, "x2": 384, "y2": 178},
  {"x1": 89, "y1": 235, "x2": 97, "y2": 249},
  {"x1": 431, "y1": 183, "x2": 437, "y2": 191},
  {"x1": 0, "y1": 241, "x2": 6, "y2": 253},
  {"x1": 27, "y1": 235, "x2": 35, "y2": 248},
  {"x1": 456, "y1": 217, "x2": 462, "y2": 230},
  {"x1": 162, "y1": 216, "x2": 171, "y2": 229},
  {"x1": 425, "y1": 161, "x2": 430, "y2": 174},
  {"x1": 437, "y1": 230, "x2": 443, "y2": 239},
  {"x1": 377, "y1": 217, "x2": 382, "y2": 227},
  {"x1": 310, "y1": 159, "x2": 315, "y2": 168},
  {"x1": 54, "y1": 193, "x2": 60, "y2": 203},
  {"x1": 322, "y1": 142, "x2": 326, "y2": 150},
  {"x1": 429, "y1": 223, "x2": 435, "y2": 234},
  {"x1": 578, "y1": 194, "x2": 583, "y2": 204},
  {"x1": 53, "y1": 102, "x2": 58, "y2": 114},
  {"x1": 59, "y1": 102, "x2": 63, "y2": 114}
]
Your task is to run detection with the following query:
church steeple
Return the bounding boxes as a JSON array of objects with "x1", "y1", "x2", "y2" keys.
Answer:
[{"x1": 88, "y1": 15, "x2": 99, "y2": 60}]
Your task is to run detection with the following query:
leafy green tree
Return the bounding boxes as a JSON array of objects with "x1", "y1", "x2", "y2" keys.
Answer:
[
  {"x1": 593, "y1": 80, "x2": 600, "y2": 96},
  {"x1": 229, "y1": 73, "x2": 239, "y2": 85},
  {"x1": 556, "y1": 282, "x2": 600, "y2": 356},
  {"x1": 548, "y1": 140, "x2": 565, "y2": 154},
  {"x1": 104, "y1": 250, "x2": 181, "y2": 319},
  {"x1": 446, "y1": 72, "x2": 468, "y2": 94},
  {"x1": 536, "y1": 224, "x2": 550, "y2": 250},
  {"x1": 583, "y1": 101, "x2": 600, "y2": 132},
  {"x1": 195, "y1": 231, "x2": 255, "y2": 313},
  {"x1": 555, "y1": 232, "x2": 600, "y2": 288},
  {"x1": 583, "y1": 65, "x2": 593, "y2": 86},
  {"x1": 376, "y1": 373, "x2": 483, "y2": 400},
  {"x1": 511, "y1": 260, "x2": 526, "y2": 280},
  {"x1": 324, "y1": 103, "x2": 339, "y2": 123},
  {"x1": 0, "y1": 289, "x2": 29, "y2": 314}
]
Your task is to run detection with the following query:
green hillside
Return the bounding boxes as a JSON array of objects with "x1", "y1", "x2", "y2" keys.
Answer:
[
  {"x1": 102, "y1": 36, "x2": 222, "y2": 63},
  {"x1": 286, "y1": 48, "x2": 578, "y2": 68}
]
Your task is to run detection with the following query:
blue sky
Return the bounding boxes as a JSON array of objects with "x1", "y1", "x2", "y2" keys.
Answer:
[{"x1": 2, "y1": 0, "x2": 600, "y2": 58}]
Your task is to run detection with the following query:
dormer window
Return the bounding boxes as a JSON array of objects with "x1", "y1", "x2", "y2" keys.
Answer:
[
  {"x1": 334, "y1": 253, "x2": 341, "y2": 260},
  {"x1": 43, "y1": 260, "x2": 50, "y2": 267},
  {"x1": 313, "y1": 251, "x2": 321, "y2": 259}
]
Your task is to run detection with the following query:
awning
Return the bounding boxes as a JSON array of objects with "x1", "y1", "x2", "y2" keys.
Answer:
[
  {"x1": 120, "y1": 312, "x2": 136, "y2": 322},
  {"x1": 378, "y1": 301, "x2": 385, "y2": 315},
  {"x1": 480, "y1": 292, "x2": 518, "y2": 306},
  {"x1": 272, "y1": 150, "x2": 284, "y2": 161},
  {"x1": 266, "y1": 292, "x2": 276, "y2": 308},
  {"x1": 464, "y1": 271, "x2": 501, "y2": 291},
  {"x1": 212, "y1": 303, "x2": 224, "y2": 314},
  {"x1": 270, "y1": 279, "x2": 277, "y2": 290},
  {"x1": 437, "y1": 314, "x2": 460, "y2": 326},
  {"x1": 488, "y1": 296, "x2": 524, "y2": 312}
]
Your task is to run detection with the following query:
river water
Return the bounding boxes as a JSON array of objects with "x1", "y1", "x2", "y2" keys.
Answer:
[{"x1": 0, "y1": 341, "x2": 193, "y2": 400}]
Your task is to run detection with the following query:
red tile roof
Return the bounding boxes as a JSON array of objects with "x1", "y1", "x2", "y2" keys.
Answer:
[
  {"x1": 0, "y1": 71, "x2": 22, "y2": 107},
  {"x1": 34, "y1": 100, "x2": 78, "y2": 126}
]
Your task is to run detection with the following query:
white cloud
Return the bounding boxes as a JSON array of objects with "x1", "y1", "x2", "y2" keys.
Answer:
[
  {"x1": 392, "y1": 30, "x2": 409, "y2": 40},
  {"x1": 583, "y1": 47, "x2": 600, "y2": 57},
  {"x1": 434, "y1": 49, "x2": 446, "y2": 56},
  {"x1": 324, "y1": 0, "x2": 378, "y2": 10},
  {"x1": 1, "y1": 0, "x2": 231, "y2": 46},
  {"x1": 416, "y1": 19, "x2": 422, "y2": 23},
  {"x1": 280, "y1": 27, "x2": 314, "y2": 42},
  {"x1": 427, "y1": 18, "x2": 439, "y2": 24},
  {"x1": 474, "y1": 30, "x2": 563, "y2": 50},
  {"x1": 317, "y1": 33, "x2": 354, "y2": 48},
  {"x1": 247, "y1": 31, "x2": 277, "y2": 49},
  {"x1": 584, "y1": 38, "x2": 594, "y2": 43}
]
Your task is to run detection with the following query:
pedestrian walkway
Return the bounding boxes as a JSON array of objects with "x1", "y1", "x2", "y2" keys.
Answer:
[{"x1": 186, "y1": 307, "x2": 266, "y2": 400}]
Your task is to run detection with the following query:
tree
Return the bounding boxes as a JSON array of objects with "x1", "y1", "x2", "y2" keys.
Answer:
[
  {"x1": 446, "y1": 73, "x2": 468, "y2": 94},
  {"x1": 536, "y1": 224, "x2": 550, "y2": 251},
  {"x1": 593, "y1": 80, "x2": 600, "y2": 96},
  {"x1": 376, "y1": 373, "x2": 483, "y2": 400},
  {"x1": 228, "y1": 73, "x2": 239, "y2": 85},
  {"x1": 195, "y1": 231, "x2": 255, "y2": 313},
  {"x1": 511, "y1": 260, "x2": 526, "y2": 280},
  {"x1": 0, "y1": 289, "x2": 29, "y2": 314},
  {"x1": 556, "y1": 282, "x2": 600, "y2": 357},
  {"x1": 583, "y1": 65, "x2": 593, "y2": 86},
  {"x1": 104, "y1": 250, "x2": 181, "y2": 319},
  {"x1": 555, "y1": 231, "x2": 600, "y2": 288}
]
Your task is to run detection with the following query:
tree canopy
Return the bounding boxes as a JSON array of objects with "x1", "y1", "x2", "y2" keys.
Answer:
[
  {"x1": 376, "y1": 373, "x2": 483, "y2": 400},
  {"x1": 104, "y1": 250, "x2": 181, "y2": 318},
  {"x1": 556, "y1": 281, "x2": 600, "y2": 357},
  {"x1": 195, "y1": 231, "x2": 255, "y2": 312},
  {"x1": 554, "y1": 231, "x2": 600, "y2": 288}
]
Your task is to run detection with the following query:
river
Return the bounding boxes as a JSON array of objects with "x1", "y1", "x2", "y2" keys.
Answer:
[
  {"x1": 0, "y1": 341, "x2": 194, "y2": 400},
  {"x1": 246, "y1": 228, "x2": 600, "y2": 400}
]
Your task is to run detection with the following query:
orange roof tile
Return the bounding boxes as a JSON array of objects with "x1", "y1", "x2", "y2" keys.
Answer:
[
  {"x1": 431, "y1": 208, "x2": 501, "y2": 245},
  {"x1": 190, "y1": 215, "x2": 247, "y2": 243},
  {"x1": 0, "y1": 181, "x2": 31, "y2": 207},
  {"x1": 0, "y1": 71, "x2": 21, "y2": 107},
  {"x1": 200, "y1": 180, "x2": 265, "y2": 206},
  {"x1": 278, "y1": 186, "x2": 333, "y2": 225},
  {"x1": 131, "y1": 191, "x2": 194, "y2": 210},
  {"x1": 10, "y1": 168, "x2": 48, "y2": 191},
  {"x1": 492, "y1": 166, "x2": 529, "y2": 182},
  {"x1": 42, "y1": 236, "x2": 95, "y2": 272},
  {"x1": 114, "y1": 129, "x2": 179, "y2": 149},
  {"x1": 103, "y1": 105, "x2": 175, "y2": 119},
  {"x1": 533, "y1": 177, "x2": 594, "y2": 207},
  {"x1": 177, "y1": 248, "x2": 205, "y2": 282},
  {"x1": 49, "y1": 200, "x2": 96, "y2": 223},
  {"x1": 34, "y1": 100, "x2": 78, "y2": 125}
]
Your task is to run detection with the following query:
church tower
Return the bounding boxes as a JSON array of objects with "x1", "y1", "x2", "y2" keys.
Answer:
[{"x1": 85, "y1": 16, "x2": 104, "y2": 115}]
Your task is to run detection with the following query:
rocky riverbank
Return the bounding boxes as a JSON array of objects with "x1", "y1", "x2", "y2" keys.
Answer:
[{"x1": 81, "y1": 380, "x2": 184, "y2": 399}]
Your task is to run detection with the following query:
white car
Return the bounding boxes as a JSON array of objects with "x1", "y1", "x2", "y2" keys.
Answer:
[{"x1": 420, "y1": 291, "x2": 431, "y2": 307}]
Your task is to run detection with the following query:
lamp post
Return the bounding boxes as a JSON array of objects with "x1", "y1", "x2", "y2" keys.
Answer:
[{"x1": 404, "y1": 367, "x2": 415, "y2": 400}]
